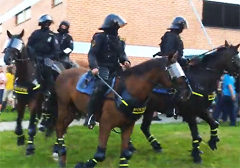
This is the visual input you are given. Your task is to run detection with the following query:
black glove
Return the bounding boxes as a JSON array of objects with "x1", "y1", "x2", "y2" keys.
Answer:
[{"x1": 153, "y1": 52, "x2": 161, "y2": 57}]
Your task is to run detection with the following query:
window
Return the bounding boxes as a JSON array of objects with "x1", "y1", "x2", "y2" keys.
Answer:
[
  {"x1": 53, "y1": 0, "x2": 63, "y2": 6},
  {"x1": 0, "y1": 24, "x2": 2, "y2": 34},
  {"x1": 16, "y1": 7, "x2": 31, "y2": 25},
  {"x1": 202, "y1": 1, "x2": 240, "y2": 29}
]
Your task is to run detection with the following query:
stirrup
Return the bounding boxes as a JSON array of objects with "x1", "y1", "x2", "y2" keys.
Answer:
[
  {"x1": 87, "y1": 114, "x2": 96, "y2": 129},
  {"x1": 44, "y1": 91, "x2": 51, "y2": 100}
]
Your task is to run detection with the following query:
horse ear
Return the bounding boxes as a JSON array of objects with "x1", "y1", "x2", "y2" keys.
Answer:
[
  {"x1": 19, "y1": 29, "x2": 24, "y2": 38},
  {"x1": 225, "y1": 40, "x2": 230, "y2": 47},
  {"x1": 235, "y1": 43, "x2": 240, "y2": 49},
  {"x1": 6, "y1": 30, "x2": 12, "y2": 38}
]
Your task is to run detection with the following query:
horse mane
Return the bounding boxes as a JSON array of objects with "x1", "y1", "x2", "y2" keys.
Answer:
[
  {"x1": 123, "y1": 57, "x2": 167, "y2": 77},
  {"x1": 192, "y1": 47, "x2": 226, "y2": 67}
]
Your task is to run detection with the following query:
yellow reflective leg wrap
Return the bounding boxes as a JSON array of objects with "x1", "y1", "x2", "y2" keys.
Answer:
[
  {"x1": 192, "y1": 139, "x2": 200, "y2": 148},
  {"x1": 211, "y1": 128, "x2": 218, "y2": 136},
  {"x1": 148, "y1": 135, "x2": 156, "y2": 144},
  {"x1": 27, "y1": 140, "x2": 33, "y2": 144},
  {"x1": 119, "y1": 157, "x2": 128, "y2": 167},
  {"x1": 58, "y1": 138, "x2": 65, "y2": 147}
]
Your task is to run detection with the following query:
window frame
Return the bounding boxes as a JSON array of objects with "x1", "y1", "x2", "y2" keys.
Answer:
[
  {"x1": 202, "y1": 1, "x2": 240, "y2": 29},
  {"x1": 0, "y1": 24, "x2": 2, "y2": 34},
  {"x1": 52, "y1": 0, "x2": 63, "y2": 7},
  {"x1": 16, "y1": 7, "x2": 31, "y2": 25}
]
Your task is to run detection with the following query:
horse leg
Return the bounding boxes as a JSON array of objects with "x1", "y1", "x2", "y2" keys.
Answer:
[
  {"x1": 15, "y1": 99, "x2": 26, "y2": 146},
  {"x1": 119, "y1": 124, "x2": 135, "y2": 168},
  {"x1": 185, "y1": 115, "x2": 203, "y2": 164},
  {"x1": 198, "y1": 110, "x2": 220, "y2": 151},
  {"x1": 74, "y1": 117, "x2": 111, "y2": 168},
  {"x1": 52, "y1": 111, "x2": 74, "y2": 162},
  {"x1": 45, "y1": 98, "x2": 58, "y2": 138},
  {"x1": 55, "y1": 103, "x2": 70, "y2": 168},
  {"x1": 140, "y1": 108, "x2": 162, "y2": 152},
  {"x1": 26, "y1": 99, "x2": 40, "y2": 156}
]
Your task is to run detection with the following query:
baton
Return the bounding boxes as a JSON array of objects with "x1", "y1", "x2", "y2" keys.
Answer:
[{"x1": 97, "y1": 74, "x2": 128, "y2": 106}]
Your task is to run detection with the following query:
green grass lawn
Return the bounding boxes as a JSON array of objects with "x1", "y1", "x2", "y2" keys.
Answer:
[
  {"x1": 0, "y1": 110, "x2": 30, "y2": 122},
  {"x1": 0, "y1": 123, "x2": 239, "y2": 168}
]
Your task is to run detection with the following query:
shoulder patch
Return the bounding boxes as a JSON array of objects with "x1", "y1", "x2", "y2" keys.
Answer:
[
  {"x1": 91, "y1": 39, "x2": 96, "y2": 47},
  {"x1": 119, "y1": 36, "x2": 126, "y2": 42}
]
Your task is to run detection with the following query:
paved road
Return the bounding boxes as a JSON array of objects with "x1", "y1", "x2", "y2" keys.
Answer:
[{"x1": 0, "y1": 114, "x2": 183, "y2": 132}]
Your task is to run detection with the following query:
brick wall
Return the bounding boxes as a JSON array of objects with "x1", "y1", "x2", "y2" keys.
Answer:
[
  {"x1": 67, "y1": 0, "x2": 240, "y2": 50},
  {"x1": 0, "y1": 0, "x2": 67, "y2": 53},
  {"x1": 0, "y1": 0, "x2": 239, "y2": 65},
  {"x1": 0, "y1": 0, "x2": 23, "y2": 16}
]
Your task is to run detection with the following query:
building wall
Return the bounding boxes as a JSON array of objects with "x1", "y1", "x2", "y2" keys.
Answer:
[
  {"x1": 0, "y1": 0, "x2": 67, "y2": 53},
  {"x1": 0, "y1": 0, "x2": 239, "y2": 66},
  {"x1": 67, "y1": 0, "x2": 240, "y2": 48}
]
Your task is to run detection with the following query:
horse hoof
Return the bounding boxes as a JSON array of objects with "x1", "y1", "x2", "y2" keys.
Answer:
[
  {"x1": 17, "y1": 135, "x2": 25, "y2": 146},
  {"x1": 154, "y1": 148, "x2": 163, "y2": 153},
  {"x1": 52, "y1": 152, "x2": 59, "y2": 161},
  {"x1": 74, "y1": 162, "x2": 85, "y2": 168},
  {"x1": 26, "y1": 149, "x2": 35, "y2": 156},
  {"x1": 17, "y1": 140, "x2": 25, "y2": 146},
  {"x1": 128, "y1": 146, "x2": 137, "y2": 153},
  {"x1": 26, "y1": 144, "x2": 35, "y2": 156},
  {"x1": 151, "y1": 141, "x2": 162, "y2": 153},
  {"x1": 59, "y1": 160, "x2": 66, "y2": 168},
  {"x1": 193, "y1": 157, "x2": 202, "y2": 164}
]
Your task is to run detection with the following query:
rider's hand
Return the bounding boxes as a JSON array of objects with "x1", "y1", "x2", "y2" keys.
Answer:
[
  {"x1": 91, "y1": 68, "x2": 99, "y2": 75},
  {"x1": 124, "y1": 61, "x2": 131, "y2": 69}
]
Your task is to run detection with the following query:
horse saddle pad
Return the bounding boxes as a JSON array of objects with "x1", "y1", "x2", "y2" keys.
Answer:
[{"x1": 76, "y1": 72, "x2": 115, "y2": 96}]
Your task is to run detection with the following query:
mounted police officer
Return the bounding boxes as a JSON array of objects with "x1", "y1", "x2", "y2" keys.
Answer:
[
  {"x1": 56, "y1": 20, "x2": 74, "y2": 69},
  {"x1": 86, "y1": 14, "x2": 131, "y2": 129},
  {"x1": 154, "y1": 16, "x2": 189, "y2": 67},
  {"x1": 153, "y1": 16, "x2": 189, "y2": 118},
  {"x1": 27, "y1": 14, "x2": 60, "y2": 98}
]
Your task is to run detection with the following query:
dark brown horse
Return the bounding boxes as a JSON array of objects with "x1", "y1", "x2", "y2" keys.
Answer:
[
  {"x1": 52, "y1": 52, "x2": 192, "y2": 168},
  {"x1": 3, "y1": 30, "x2": 44, "y2": 155},
  {"x1": 129, "y1": 40, "x2": 240, "y2": 164}
]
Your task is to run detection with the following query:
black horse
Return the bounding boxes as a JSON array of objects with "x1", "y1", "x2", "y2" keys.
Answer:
[
  {"x1": 3, "y1": 30, "x2": 64, "y2": 155},
  {"x1": 129, "y1": 40, "x2": 240, "y2": 163}
]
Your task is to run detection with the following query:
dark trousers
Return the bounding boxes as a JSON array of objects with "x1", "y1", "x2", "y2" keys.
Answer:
[
  {"x1": 88, "y1": 79, "x2": 109, "y2": 114},
  {"x1": 213, "y1": 94, "x2": 236, "y2": 126},
  {"x1": 222, "y1": 96, "x2": 236, "y2": 126},
  {"x1": 213, "y1": 92, "x2": 223, "y2": 120},
  {"x1": 42, "y1": 65, "x2": 54, "y2": 91}
]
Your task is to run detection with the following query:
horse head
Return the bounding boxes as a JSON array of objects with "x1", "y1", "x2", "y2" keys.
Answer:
[
  {"x1": 3, "y1": 30, "x2": 28, "y2": 65},
  {"x1": 124, "y1": 51, "x2": 192, "y2": 102},
  {"x1": 220, "y1": 40, "x2": 240, "y2": 76}
]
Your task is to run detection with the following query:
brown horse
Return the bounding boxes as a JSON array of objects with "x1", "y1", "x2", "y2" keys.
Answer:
[
  {"x1": 52, "y1": 52, "x2": 192, "y2": 168},
  {"x1": 129, "y1": 40, "x2": 240, "y2": 164},
  {"x1": 3, "y1": 30, "x2": 44, "y2": 155}
]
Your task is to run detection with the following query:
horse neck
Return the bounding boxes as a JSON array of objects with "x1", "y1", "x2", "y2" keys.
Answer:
[
  {"x1": 16, "y1": 49, "x2": 37, "y2": 84},
  {"x1": 189, "y1": 58, "x2": 224, "y2": 92},
  {"x1": 125, "y1": 66, "x2": 169, "y2": 101}
]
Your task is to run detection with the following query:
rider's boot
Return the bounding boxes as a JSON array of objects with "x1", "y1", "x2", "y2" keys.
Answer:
[{"x1": 86, "y1": 86, "x2": 105, "y2": 129}]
